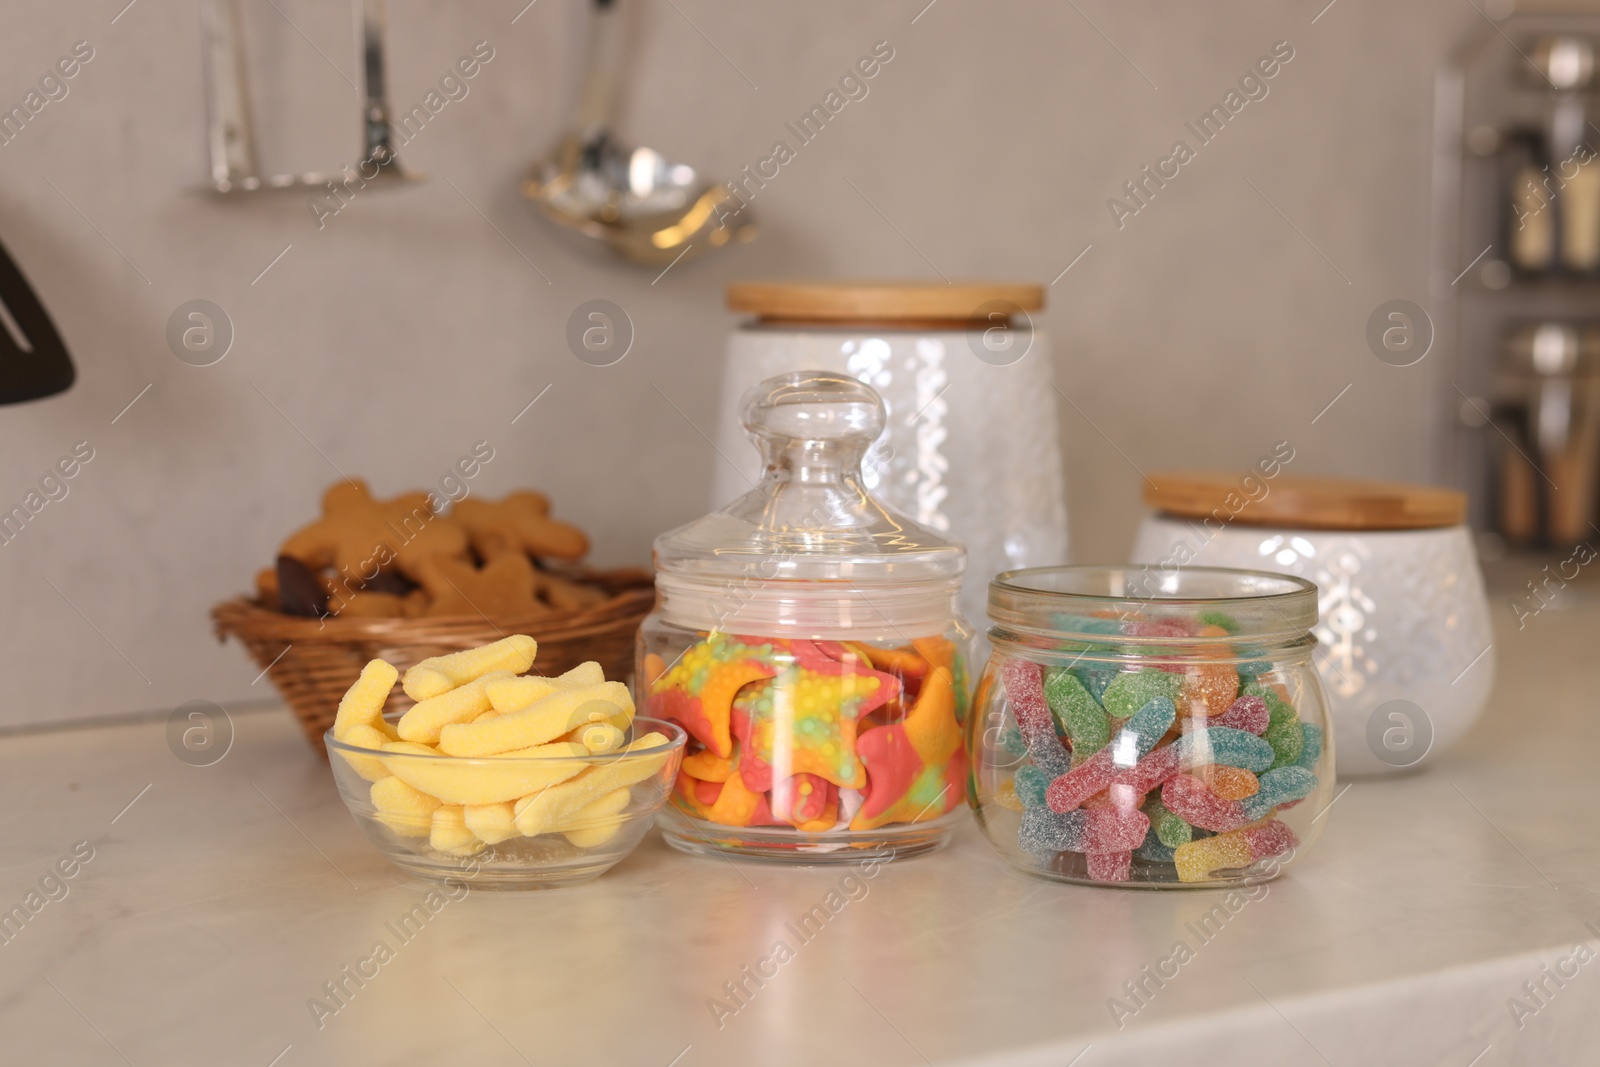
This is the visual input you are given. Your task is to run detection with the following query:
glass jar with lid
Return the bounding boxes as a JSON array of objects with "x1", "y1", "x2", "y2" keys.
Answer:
[
  {"x1": 969, "y1": 566, "x2": 1334, "y2": 887},
  {"x1": 640, "y1": 371, "x2": 975, "y2": 860}
]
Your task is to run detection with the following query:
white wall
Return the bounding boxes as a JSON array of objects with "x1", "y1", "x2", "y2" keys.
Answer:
[{"x1": 0, "y1": 0, "x2": 1481, "y2": 727}]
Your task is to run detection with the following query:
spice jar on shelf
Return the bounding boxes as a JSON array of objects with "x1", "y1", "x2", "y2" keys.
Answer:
[{"x1": 640, "y1": 371, "x2": 975, "y2": 861}]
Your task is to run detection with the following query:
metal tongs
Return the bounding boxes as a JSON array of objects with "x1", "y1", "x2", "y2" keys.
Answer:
[{"x1": 201, "y1": 0, "x2": 420, "y2": 194}]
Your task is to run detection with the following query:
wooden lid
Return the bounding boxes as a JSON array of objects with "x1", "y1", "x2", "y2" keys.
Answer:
[
  {"x1": 727, "y1": 280, "x2": 1044, "y2": 324},
  {"x1": 1145, "y1": 472, "x2": 1468, "y2": 531}
]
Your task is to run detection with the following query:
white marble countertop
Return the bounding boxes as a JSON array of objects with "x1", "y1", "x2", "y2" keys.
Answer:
[{"x1": 4, "y1": 602, "x2": 1598, "y2": 1067}]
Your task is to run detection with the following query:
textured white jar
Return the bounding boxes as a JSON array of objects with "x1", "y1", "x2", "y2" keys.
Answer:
[
  {"x1": 1131, "y1": 516, "x2": 1495, "y2": 776},
  {"x1": 713, "y1": 325, "x2": 1069, "y2": 631}
]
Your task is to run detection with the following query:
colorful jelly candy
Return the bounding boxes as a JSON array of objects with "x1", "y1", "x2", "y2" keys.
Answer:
[
  {"x1": 1013, "y1": 764, "x2": 1050, "y2": 808},
  {"x1": 651, "y1": 633, "x2": 777, "y2": 758},
  {"x1": 658, "y1": 633, "x2": 966, "y2": 835},
  {"x1": 1146, "y1": 795, "x2": 1193, "y2": 849},
  {"x1": 1043, "y1": 668, "x2": 1111, "y2": 761},
  {"x1": 1100, "y1": 669, "x2": 1183, "y2": 720},
  {"x1": 1212, "y1": 694, "x2": 1270, "y2": 735},
  {"x1": 1206, "y1": 765, "x2": 1260, "y2": 801},
  {"x1": 1161, "y1": 772, "x2": 1248, "y2": 833},
  {"x1": 1239, "y1": 765, "x2": 1316, "y2": 822},
  {"x1": 1086, "y1": 850, "x2": 1132, "y2": 883},
  {"x1": 1045, "y1": 696, "x2": 1176, "y2": 812},
  {"x1": 852, "y1": 666, "x2": 965, "y2": 831},
  {"x1": 1001, "y1": 659, "x2": 1071, "y2": 776},
  {"x1": 1019, "y1": 805, "x2": 1149, "y2": 854},
  {"x1": 1173, "y1": 819, "x2": 1299, "y2": 882},
  {"x1": 1294, "y1": 723, "x2": 1324, "y2": 771}
]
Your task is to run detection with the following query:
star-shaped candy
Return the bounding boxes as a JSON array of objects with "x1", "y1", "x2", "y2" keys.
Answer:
[
  {"x1": 851, "y1": 665, "x2": 966, "y2": 831},
  {"x1": 648, "y1": 633, "x2": 778, "y2": 758},
  {"x1": 731, "y1": 651, "x2": 899, "y2": 793}
]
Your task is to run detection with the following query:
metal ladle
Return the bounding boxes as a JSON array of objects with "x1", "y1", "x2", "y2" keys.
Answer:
[{"x1": 521, "y1": 0, "x2": 755, "y2": 266}]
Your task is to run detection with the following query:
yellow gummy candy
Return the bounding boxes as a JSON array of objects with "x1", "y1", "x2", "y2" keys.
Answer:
[
  {"x1": 573, "y1": 722, "x2": 625, "y2": 754},
  {"x1": 472, "y1": 710, "x2": 501, "y2": 723},
  {"x1": 397, "y1": 671, "x2": 511, "y2": 743},
  {"x1": 485, "y1": 674, "x2": 559, "y2": 712},
  {"x1": 436, "y1": 682, "x2": 634, "y2": 757},
  {"x1": 561, "y1": 788, "x2": 632, "y2": 848},
  {"x1": 557, "y1": 661, "x2": 605, "y2": 688},
  {"x1": 430, "y1": 806, "x2": 483, "y2": 855},
  {"x1": 463, "y1": 801, "x2": 519, "y2": 845},
  {"x1": 513, "y1": 732, "x2": 669, "y2": 837},
  {"x1": 371, "y1": 775, "x2": 441, "y2": 837},
  {"x1": 335, "y1": 723, "x2": 392, "y2": 782},
  {"x1": 402, "y1": 635, "x2": 537, "y2": 701},
  {"x1": 381, "y1": 740, "x2": 588, "y2": 805},
  {"x1": 333, "y1": 659, "x2": 399, "y2": 738},
  {"x1": 1174, "y1": 831, "x2": 1255, "y2": 883}
]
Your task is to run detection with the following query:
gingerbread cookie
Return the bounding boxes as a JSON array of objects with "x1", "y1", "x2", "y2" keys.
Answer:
[
  {"x1": 413, "y1": 552, "x2": 550, "y2": 618},
  {"x1": 454, "y1": 492, "x2": 589, "y2": 563},
  {"x1": 280, "y1": 479, "x2": 469, "y2": 580}
]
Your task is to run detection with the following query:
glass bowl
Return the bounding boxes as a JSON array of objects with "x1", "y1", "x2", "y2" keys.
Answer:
[{"x1": 325, "y1": 716, "x2": 686, "y2": 890}]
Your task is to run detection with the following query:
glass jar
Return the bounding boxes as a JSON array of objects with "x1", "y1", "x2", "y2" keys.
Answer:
[
  {"x1": 714, "y1": 281, "x2": 1069, "y2": 635},
  {"x1": 970, "y1": 566, "x2": 1334, "y2": 887},
  {"x1": 640, "y1": 371, "x2": 975, "y2": 861}
]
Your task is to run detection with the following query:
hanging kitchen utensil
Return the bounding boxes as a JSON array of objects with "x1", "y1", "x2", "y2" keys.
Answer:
[
  {"x1": 521, "y1": 0, "x2": 754, "y2": 266},
  {"x1": 200, "y1": 0, "x2": 420, "y2": 194},
  {"x1": 0, "y1": 235, "x2": 75, "y2": 405}
]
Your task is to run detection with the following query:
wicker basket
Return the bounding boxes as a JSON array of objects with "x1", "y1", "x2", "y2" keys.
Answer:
[{"x1": 213, "y1": 567, "x2": 656, "y2": 753}]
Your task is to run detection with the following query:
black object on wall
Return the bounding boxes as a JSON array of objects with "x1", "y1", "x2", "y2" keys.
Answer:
[{"x1": 0, "y1": 236, "x2": 75, "y2": 405}]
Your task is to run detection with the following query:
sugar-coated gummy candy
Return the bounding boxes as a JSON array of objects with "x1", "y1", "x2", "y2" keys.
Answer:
[
  {"x1": 1046, "y1": 696, "x2": 1176, "y2": 812},
  {"x1": 1070, "y1": 665, "x2": 1117, "y2": 702},
  {"x1": 1173, "y1": 819, "x2": 1299, "y2": 882},
  {"x1": 1101, "y1": 669, "x2": 1184, "y2": 721},
  {"x1": 1174, "y1": 726, "x2": 1275, "y2": 773},
  {"x1": 1050, "y1": 613, "x2": 1122, "y2": 635},
  {"x1": 1134, "y1": 826, "x2": 1175, "y2": 863},
  {"x1": 1196, "y1": 610, "x2": 1239, "y2": 633},
  {"x1": 1086, "y1": 850, "x2": 1132, "y2": 882},
  {"x1": 1145, "y1": 795, "x2": 1193, "y2": 848},
  {"x1": 1212, "y1": 694, "x2": 1270, "y2": 735},
  {"x1": 1001, "y1": 659, "x2": 1071, "y2": 776},
  {"x1": 1294, "y1": 723, "x2": 1324, "y2": 770},
  {"x1": 1173, "y1": 829, "x2": 1251, "y2": 881},
  {"x1": 1182, "y1": 661, "x2": 1240, "y2": 718},
  {"x1": 1264, "y1": 714, "x2": 1305, "y2": 769},
  {"x1": 1236, "y1": 659, "x2": 1273, "y2": 676},
  {"x1": 1019, "y1": 805, "x2": 1149, "y2": 854},
  {"x1": 1240, "y1": 765, "x2": 1316, "y2": 822},
  {"x1": 1161, "y1": 773, "x2": 1247, "y2": 833},
  {"x1": 1014, "y1": 764, "x2": 1050, "y2": 809},
  {"x1": 1206, "y1": 765, "x2": 1260, "y2": 801},
  {"x1": 1126, "y1": 617, "x2": 1194, "y2": 639},
  {"x1": 998, "y1": 719, "x2": 1029, "y2": 759},
  {"x1": 1043, "y1": 668, "x2": 1111, "y2": 761}
]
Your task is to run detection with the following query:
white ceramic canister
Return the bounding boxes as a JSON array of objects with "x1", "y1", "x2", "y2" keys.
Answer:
[
  {"x1": 1129, "y1": 472, "x2": 1495, "y2": 777},
  {"x1": 714, "y1": 281, "x2": 1069, "y2": 631}
]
